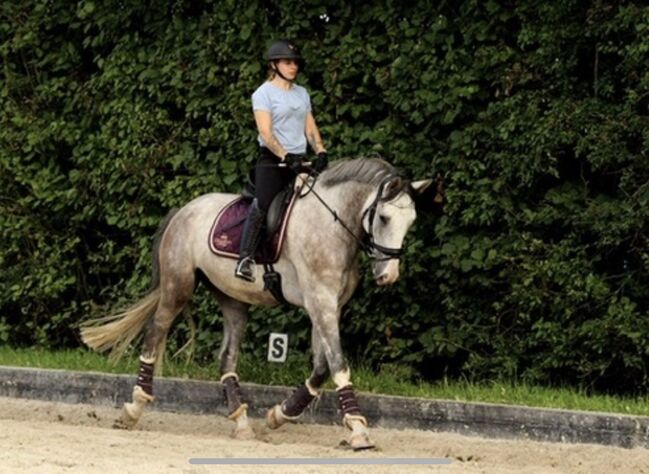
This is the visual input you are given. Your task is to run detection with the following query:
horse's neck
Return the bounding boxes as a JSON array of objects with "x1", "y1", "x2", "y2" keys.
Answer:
[{"x1": 310, "y1": 180, "x2": 374, "y2": 247}]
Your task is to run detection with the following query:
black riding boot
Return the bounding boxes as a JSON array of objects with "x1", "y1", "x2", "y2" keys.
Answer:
[{"x1": 235, "y1": 199, "x2": 266, "y2": 282}]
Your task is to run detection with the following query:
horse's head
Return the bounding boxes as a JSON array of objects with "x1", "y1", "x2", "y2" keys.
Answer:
[{"x1": 362, "y1": 176, "x2": 433, "y2": 286}]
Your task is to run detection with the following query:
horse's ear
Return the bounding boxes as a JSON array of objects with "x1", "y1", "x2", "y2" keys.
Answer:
[
  {"x1": 383, "y1": 176, "x2": 404, "y2": 198},
  {"x1": 410, "y1": 179, "x2": 433, "y2": 194},
  {"x1": 412, "y1": 174, "x2": 445, "y2": 216}
]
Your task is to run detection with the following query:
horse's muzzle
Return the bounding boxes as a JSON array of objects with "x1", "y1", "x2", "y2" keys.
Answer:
[{"x1": 374, "y1": 260, "x2": 400, "y2": 286}]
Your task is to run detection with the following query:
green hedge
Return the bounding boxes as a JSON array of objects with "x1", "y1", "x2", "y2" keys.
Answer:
[{"x1": 2, "y1": 0, "x2": 648, "y2": 394}]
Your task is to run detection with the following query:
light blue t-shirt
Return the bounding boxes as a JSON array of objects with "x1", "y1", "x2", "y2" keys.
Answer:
[{"x1": 252, "y1": 81, "x2": 312, "y2": 154}]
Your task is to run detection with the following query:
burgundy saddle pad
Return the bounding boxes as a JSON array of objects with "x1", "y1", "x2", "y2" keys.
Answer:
[{"x1": 208, "y1": 194, "x2": 298, "y2": 264}]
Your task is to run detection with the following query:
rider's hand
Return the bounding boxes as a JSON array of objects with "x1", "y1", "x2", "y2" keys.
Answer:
[
  {"x1": 284, "y1": 153, "x2": 305, "y2": 172},
  {"x1": 314, "y1": 151, "x2": 328, "y2": 172}
]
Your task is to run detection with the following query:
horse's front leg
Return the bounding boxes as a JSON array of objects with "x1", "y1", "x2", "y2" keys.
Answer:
[
  {"x1": 266, "y1": 327, "x2": 329, "y2": 429},
  {"x1": 216, "y1": 293, "x2": 255, "y2": 440},
  {"x1": 322, "y1": 323, "x2": 375, "y2": 451},
  {"x1": 272, "y1": 295, "x2": 375, "y2": 451}
]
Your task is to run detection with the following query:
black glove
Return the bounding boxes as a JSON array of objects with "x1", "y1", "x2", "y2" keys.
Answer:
[
  {"x1": 284, "y1": 153, "x2": 305, "y2": 172},
  {"x1": 314, "y1": 151, "x2": 328, "y2": 172}
]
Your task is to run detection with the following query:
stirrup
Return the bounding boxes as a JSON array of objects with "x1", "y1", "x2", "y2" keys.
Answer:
[{"x1": 235, "y1": 256, "x2": 256, "y2": 282}]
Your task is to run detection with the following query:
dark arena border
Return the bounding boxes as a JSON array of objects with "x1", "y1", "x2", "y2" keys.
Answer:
[{"x1": 0, "y1": 366, "x2": 647, "y2": 449}]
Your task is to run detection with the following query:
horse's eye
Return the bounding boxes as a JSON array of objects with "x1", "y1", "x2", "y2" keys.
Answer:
[{"x1": 379, "y1": 215, "x2": 390, "y2": 225}]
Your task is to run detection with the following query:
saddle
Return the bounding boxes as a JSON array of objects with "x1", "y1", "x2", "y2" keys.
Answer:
[{"x1": 208, "y1": 181, "x2": 298, "y2": 265}]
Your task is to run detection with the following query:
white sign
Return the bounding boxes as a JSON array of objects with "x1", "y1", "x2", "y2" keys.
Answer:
[{"x1": 267, "y1": 333, "x2": 288, "y2": 363}]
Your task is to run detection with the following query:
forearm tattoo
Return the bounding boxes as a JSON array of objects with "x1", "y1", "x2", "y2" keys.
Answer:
[
  {"x1": 265, "y1": 133, "x2": 287, "y2": 159},
  {"x1": 307, "y1": 132, "x2": 325, "y2": 154}
]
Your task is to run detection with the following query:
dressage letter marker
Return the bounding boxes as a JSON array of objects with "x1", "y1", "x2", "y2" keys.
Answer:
[{"x1": 268, "y1": 333, "x2": 288, "y2": 363}]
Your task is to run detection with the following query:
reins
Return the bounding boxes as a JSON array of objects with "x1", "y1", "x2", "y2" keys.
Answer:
[
  {"x1": 296, "y1": 168, "x2": 405, "y2": 261},
  {"x1": 254, "y1": 160, "x2": 407, "y2": 260},
  {"x1": 297, "y1": 170, "x2": 374, "y2": 256}
]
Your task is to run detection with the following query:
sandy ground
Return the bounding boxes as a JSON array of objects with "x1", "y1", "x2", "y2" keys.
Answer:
[{"x1": 0, "y1": 396, "x2": 647, "y2": 474}]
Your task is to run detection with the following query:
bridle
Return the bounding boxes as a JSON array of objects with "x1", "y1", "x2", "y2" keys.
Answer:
[
  {"x1": 301, "y1": 172, "x2": 408, "y2": 262},
  {"x1": 360, "y1": 176, "x2": 406, "y2": 261}
]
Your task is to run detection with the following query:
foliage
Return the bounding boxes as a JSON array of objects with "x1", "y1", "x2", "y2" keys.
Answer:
[{"x1": 1, "y1": 0, "x2": 648, "y2": 394}]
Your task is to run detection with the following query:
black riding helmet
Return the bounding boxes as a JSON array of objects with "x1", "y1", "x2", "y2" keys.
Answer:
[
  {"x1": 266, "y1": 39, "x2": 301, "y2": 61},
  {"x1": 266, "y1": 39, "x2": 304, "y2": 81}
]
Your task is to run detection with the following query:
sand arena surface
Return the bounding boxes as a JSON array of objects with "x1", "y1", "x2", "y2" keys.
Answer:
[{"x1": 0, "y1": 396, "x2": 647, "y2": 473}]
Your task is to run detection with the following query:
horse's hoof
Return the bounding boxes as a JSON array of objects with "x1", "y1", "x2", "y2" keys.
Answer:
[
  {"x1": 114, "y1": 403, "x2": 140, "y2": 429},
  {"x1": 349, "y1": 433, "x2": 376, "y2": 451},
  {"x1": 123, "y1": 402, "x2": 142, "y2": 420},
  {"x1": 232, "y1": 425, "x2": 256, "y2": 440},
  {"x1": 266, "y1": 405, "x2": 285, "y2": 430}
]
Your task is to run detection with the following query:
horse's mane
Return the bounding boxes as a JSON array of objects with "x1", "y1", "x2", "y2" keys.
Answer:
[{"x1": 319, "y1": 157, "x2": 397, "y2": 188}]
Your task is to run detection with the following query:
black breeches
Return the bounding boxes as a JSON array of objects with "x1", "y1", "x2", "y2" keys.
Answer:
[{"x1": 254, "y1": 148, "x2": 294, "y2": 212}]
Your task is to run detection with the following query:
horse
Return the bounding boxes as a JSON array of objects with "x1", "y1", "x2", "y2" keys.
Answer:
[{"x1": 81, "y1": 157, "x2": 438, "y2": 450}]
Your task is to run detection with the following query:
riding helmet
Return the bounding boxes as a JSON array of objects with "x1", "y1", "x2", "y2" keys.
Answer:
[{"x1": 265, "y1": 39, "x2": 302, "y2": 61}]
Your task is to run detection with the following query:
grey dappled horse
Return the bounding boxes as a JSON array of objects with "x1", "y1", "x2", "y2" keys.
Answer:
[{"x1": 81, "y1": 158, "x2": 434, "y2": 450}]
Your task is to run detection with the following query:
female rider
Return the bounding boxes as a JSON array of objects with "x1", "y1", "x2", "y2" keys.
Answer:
[{"x1": 235, "y1": 39, "x2": 328, "y2": 282}]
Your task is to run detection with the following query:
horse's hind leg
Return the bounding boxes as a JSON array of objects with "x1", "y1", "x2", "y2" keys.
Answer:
[
  {"x1": 213, "y1": 290, "x2": 255, "y2": 440},
  {"x1": 267, "y1": 326, "x2": 329, "y2": 429},
  {"x1": 115, "y1": 271, "x2": 195, "y2": 429}
]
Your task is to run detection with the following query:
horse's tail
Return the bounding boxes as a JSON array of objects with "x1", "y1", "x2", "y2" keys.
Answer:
[
  {"x1": 80, "y1": 208, "x2": 180, "y2": 362},
  {"x1": 80, "y1": 289, "x2": 161, "y2": 360}
]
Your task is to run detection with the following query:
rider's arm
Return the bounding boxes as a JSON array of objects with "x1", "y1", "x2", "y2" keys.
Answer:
[
  {"x1": 254, "y1": 110, "x2": 288, "y2": 159},
  {"x1": 305, "y1": 112, "x2": 326, "y2": 154}
]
